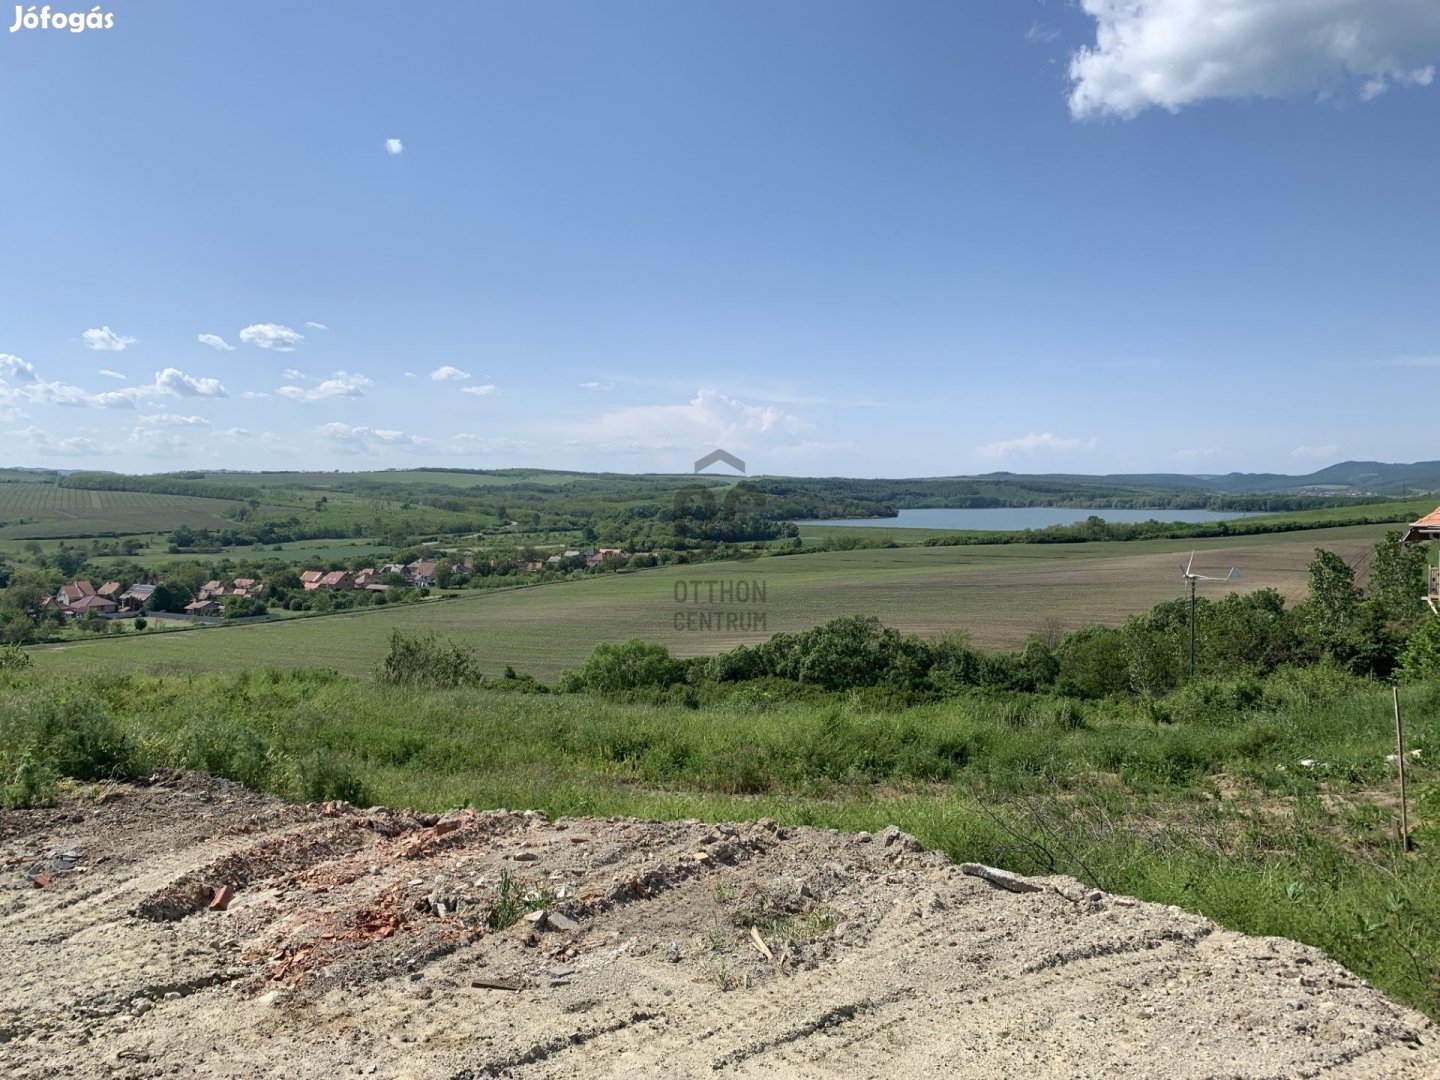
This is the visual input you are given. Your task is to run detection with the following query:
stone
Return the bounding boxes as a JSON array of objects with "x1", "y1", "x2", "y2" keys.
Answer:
[{"x1": 548, "y1": 912, "x2": 579, "y2": 932}]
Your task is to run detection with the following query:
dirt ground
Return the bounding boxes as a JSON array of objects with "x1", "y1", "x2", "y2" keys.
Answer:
[{"x1": 1, "y1": 774, "x2": 1435, "y2": 1079}]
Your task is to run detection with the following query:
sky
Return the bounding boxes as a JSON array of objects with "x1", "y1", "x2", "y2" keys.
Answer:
[{"x1": 2, "y1": 0, "x2": 1439, "y2": 478}]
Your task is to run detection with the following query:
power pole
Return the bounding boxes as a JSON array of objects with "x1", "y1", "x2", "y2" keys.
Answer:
[{"x1": 1189, "y1": 575, "x2": 1197, "y2": 678}]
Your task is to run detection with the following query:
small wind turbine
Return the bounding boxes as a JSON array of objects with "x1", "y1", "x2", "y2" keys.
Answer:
[{"x1": 1182, "y1": 552, "x2": 1242, "y2": 677}]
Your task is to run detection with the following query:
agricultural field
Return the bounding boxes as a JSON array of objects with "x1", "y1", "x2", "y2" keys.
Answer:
[
  {"x1": 29, "y1": 524, "x2": 1391, "y2": 681},
  {"x1": 0, "y1": 482, "x2": 246, "y2": 541}
]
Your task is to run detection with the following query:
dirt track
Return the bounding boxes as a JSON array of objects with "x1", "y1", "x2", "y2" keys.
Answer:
[{"x1": 1, "y1": 774, "x2": 1435, "y2": 1079}]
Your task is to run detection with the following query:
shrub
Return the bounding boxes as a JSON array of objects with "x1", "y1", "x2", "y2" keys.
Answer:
[{"x1": 377, "y1": 630, "x2": 482, "y2": 689}]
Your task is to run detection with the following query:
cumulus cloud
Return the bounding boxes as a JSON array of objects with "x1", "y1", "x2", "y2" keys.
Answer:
[
  {"x1": 304, "y1": 321, "x2": 328, "y2": 331},
  {"x1": 277, "y1": 371, "x2": 371, "y2": 402},
  {"x1": 0, "y1": 357, "x2": 226, "y2": 410},
  {"x1": 198, "y1": 333, "x2": 236, "y2": 351},
  {"x1": 588, "y1": 389, "x2": 805, "y2": 454},
  {"x1": 98, "y1": 369, "x2": 126, "y2": 380},
  {"x1": 239, "y1": 323, "x2": 304, "y2": 351},
  {"x1": 317, "y1": 421, "x2": 430, "y2": 453},
  {"x1": 156, "y1": 367, "x2": 227, "y2": 398},
  {"x1": 430, "y1": 365, "x2": 471, "y2": 382},
  {"x1": 974, "y1": 432, "x2": 1098, "y2": 460},
  {"x1": 0, "y1": 354, "x2": 38, "y2": 384},
  {"x1": 82, "y1": 326, "x2": 137, "y2": 352},
  {"x1": 6, "y1": 426, "x2": 102, "y2": 457},
  {"x1": 385, "y1": 138, "x2": 404, "y2": 155},
  {"x1": 1069, "y1": 0, "x2": 1440, "y2": 119},
  {"x1": 126, "y1": 426, "x2": 190, "y2": 456},
  {"x1": 461, "y1": 384, "x2": 499, "y2": 397},
  {"x1": 1293, "y1": 444, "x2": 1341, "y2": 460}
]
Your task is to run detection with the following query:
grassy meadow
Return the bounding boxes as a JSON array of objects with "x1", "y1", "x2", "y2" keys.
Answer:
[
  {"x1": 29, "y1": 524, "x2": 1392, "y2": 680},
  {"x1": 3, "y1": 662, "x2": 1435, "y2": 1018}
]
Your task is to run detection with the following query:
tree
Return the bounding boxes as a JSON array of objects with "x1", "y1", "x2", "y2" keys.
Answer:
[{"x1": 1369, "y1": 530, "x2": 1429, "y2": 624}]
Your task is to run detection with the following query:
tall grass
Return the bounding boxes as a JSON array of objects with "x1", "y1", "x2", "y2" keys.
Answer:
[{"x1": 0, "y1": 665, "x2": 1436, "y2": 1018}]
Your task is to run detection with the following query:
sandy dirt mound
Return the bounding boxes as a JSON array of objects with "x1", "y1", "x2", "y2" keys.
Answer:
[{"x1": 0, "y1": 773, "x2": 1435, "y2": 1079}]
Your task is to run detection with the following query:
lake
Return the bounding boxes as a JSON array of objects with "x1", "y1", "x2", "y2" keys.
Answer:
[{"x1": 793, "y1": 507, "x2": 1261, "y2": 531}]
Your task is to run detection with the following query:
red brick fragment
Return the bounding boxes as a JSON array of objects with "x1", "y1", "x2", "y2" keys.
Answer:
[{"x1": 209, "y1": 884, "x2": 234, "y2": 911}]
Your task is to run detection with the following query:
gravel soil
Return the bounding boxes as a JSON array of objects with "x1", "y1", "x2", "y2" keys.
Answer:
[{"x1": 0, "y1": 772, "x2": 1435, "y2": 1079}]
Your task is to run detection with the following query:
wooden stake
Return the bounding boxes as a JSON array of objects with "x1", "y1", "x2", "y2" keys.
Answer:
[{"x1": 1393, "y1": 686, "x2": 1411, "y2": 852}]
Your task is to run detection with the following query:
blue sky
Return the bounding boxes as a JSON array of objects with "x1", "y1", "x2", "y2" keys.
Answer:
[{"x1": 2, "y1": 0, "x2": 1438, "y2": 477}]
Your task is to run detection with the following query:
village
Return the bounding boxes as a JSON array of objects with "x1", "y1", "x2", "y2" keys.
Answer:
[{"x1": 37, "y1": 547, "x2": 639, "y2": 624}]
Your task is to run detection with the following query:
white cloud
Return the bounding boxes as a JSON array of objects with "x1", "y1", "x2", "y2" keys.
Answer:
[
  {"x1": 6, "y1": 426, "x2": 102, "y2": 457},
  {"x1": 385, "y1": 138, "x2": 404, "y2": 155},
  {"x1": 98, "y1": 369, "x2": 126, "y2": 380},
  {"x1": 139, "y1": 413, "x2": 210, "y2": 427},
  {"x1": 277, "y1": 371, "x2": 371, "y2": 402},
  {"x1": 588, "y1": 389, "x2": 805, "y2": 454},
  {"x1": 240, "y1": 391, "x2": 270, "y2": 400},
  {"x1": 404, "y1": 371, "x2": 417, "y2": 379},
  {"x1": 461, "y1": 384, "x2": 499, "y2": 397},
  {"x1": 198, "y1": 333, "x2": 236, "y2": 352},
  {"x1": 1026, "y1": 22, "x2": 1060, "y2": 44},
  {"x1": 1293, "y1": 444, "x2": 1341, "y2": 460},
  {"x1": 82, "y1": 326, "x2": 137, "y2": 352},
  {"x1": 155, "y1": 367, "x2": 228, "y2": 398},
  {"x1": 1069, "y1": 0, "x2": 1440, "y2": 119},
  {"x1": 579, "y1": 381, "x2": 614, "y2": 391},
  {"x1": 304, "y1": 321, "x2": 328, "y2": 331},
  {"x1": 317, "y1": 421, "x2": 430, "y2": 453},
  {"x1": 282, "y1": 368, "x2": 308, "y2": 381},
  {"x1": 0, "y1": 359, "x2": 226, "y2": 410},
  {"x1": 239, "y1": 323, "x2": 304, "y2": 351},
  {"x1": 0, "y1": 354, "x2": 38, "y2": 384},
  {"x1": 974, "y1": 432, "x2": 1098, "y2": 460},
  {"x1": 430, "y1": 365, "x2": 472, "y2": 382},
  {"x1": 126, "y1": 426, "x2": 190, "y2": 456}
]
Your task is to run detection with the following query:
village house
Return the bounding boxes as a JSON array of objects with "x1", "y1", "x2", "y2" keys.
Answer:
[
  {"x1": 96, "y1": 581, "x2": 122, "y2": 600},
  {"x1": 352, "y1": 568, "x2": 378, "y2": 588},
  {"x1": 406, "y1": 560, "x2": 437, "y2": 586},
  {"x1": 68, "y1": 594, "x2": 117, "y2": 616},
  {"x1": 1402, "y1": 506, "x2": 1440, "y2": 612},
  {"x1": 300, "y1": 570, "x2": 325, "y2": 591},
  {"x1": 184, "y1": 599, "x2": 221, "y2": 617},
  {"x1": 118, "y1": 583, "x2": 156, "y2": 612},
  {"x1": 318, "y1": 570, "x2": 354, "y2": 591},
  {"x1": 56, "y1": 580, "x2": 95, "y2": 607}
]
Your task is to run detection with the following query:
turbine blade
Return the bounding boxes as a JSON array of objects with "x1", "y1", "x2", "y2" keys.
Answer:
[{"x1": 1185, "y1": 551, "x2": 1195, "y2": 577}]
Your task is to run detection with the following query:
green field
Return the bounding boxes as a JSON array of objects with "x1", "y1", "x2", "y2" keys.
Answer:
[
  {"x1": 29, "y1": 524, "x2": 1391, "y2": 680},
  {"x1": 0, "y1": 482, "x2": 246, "y2": 540}
]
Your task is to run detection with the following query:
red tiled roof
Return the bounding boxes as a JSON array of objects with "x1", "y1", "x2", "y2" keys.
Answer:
[
  {"x1": 1402, "y1": 506, "x2": 1440, "y2": 543},
  {"x1": 69, "y1": 595, "x2": 116, "y2": 612}
]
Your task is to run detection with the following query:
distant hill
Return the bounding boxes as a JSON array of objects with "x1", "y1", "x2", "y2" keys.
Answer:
[{"x1": 975, "y1": 461, "x2": 1440, "y2": 497}]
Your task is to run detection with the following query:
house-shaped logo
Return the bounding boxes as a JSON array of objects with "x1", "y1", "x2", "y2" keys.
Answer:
[{"x1": 694, "y1": 448, "x2": 746, "y2": 475}]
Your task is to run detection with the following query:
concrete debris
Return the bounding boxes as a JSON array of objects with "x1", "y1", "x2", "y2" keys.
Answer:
[{"x1": 959, "y1": 862, "x2": 1044, "y2": 894}]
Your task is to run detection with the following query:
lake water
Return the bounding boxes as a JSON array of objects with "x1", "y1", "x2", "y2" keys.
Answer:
[{"x1": 793, "y1": 507, "x2": 1260, "y2": 531}]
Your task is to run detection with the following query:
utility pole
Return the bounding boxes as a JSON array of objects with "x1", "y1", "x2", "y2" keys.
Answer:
[{"x1": 1189, "y1": 575, "x2": 1197, "y2": 678}]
